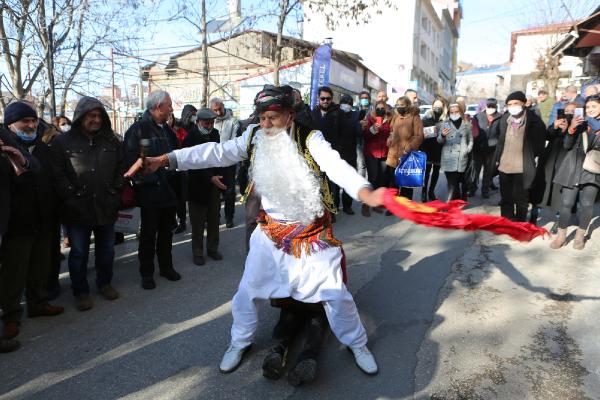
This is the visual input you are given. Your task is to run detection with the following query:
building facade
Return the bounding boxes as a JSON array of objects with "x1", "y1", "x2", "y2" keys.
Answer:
[
  {"x1": 302, "y1": 0, "x2": 461, "y2": 104},
  {"x1": 140, "y1": 30, "x2": 386, "y2": 117},
  {"x1": 455, "y1": 65, "x2": 511, "y2": 104},
  {"x1": 509, "y1": 23, "x2": 584, "y2": 99}
]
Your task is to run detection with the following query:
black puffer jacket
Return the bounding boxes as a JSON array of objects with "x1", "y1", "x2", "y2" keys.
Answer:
[
  {"x1": 123, "y1": 110, "x2": 179, "y2": 208},
  {"x1": 50, "y1": 96, "x2": 125, "y2": 226}
]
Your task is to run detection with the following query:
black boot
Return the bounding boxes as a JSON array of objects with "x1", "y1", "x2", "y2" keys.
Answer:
[{"x1": 262, "y1": 343, "x2": 287, "y2": 380}]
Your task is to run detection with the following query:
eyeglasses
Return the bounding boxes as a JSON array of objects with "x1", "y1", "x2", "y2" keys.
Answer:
[
  {"x1": 586, "y1": 94, "x2": 600, "y2": 102},
  {"x1": 319, "y1": 97, "x2": 332, "y2": 101}
]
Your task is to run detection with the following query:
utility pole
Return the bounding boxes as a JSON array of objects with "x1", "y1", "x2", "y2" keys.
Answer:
[
  {"x1": 110, "y1": 48, "x2": 117, "y2": 131},
  {"x1": 200, "y1": 0, "x2": 209, "y2": 107}
]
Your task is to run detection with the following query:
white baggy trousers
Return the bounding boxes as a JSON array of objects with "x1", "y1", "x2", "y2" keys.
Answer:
[{"x1": 230, "y1": 227, "x2": 368, "y2": 348}]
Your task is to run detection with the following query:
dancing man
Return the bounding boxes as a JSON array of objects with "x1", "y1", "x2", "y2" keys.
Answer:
[{"x1": 125, "y1": 85, "x2": 385, "y2": 375}]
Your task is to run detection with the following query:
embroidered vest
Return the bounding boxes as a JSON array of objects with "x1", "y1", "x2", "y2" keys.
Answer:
[{"x1": 243, "y1": 124, "x2": 337, "y2": 214}]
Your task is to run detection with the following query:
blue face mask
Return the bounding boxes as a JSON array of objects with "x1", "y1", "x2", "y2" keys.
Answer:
[
  {"x1": 16, "y1": 130, "x2": 37, "y2": 143},
  {"x1": 360, "y1": 99, "x2": 369, "y2": 107}
]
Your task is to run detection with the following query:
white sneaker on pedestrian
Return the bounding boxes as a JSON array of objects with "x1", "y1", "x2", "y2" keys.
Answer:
[
  {"x1": 350, "y1": 345, "x2": 378, "y2": 375},
  {"x1": 219, "y1": 343, "x2": 250, "y2": 373}
]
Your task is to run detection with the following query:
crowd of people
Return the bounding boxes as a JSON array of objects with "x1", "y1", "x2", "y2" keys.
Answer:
[{"x1": 1, "y1": 81, "x2": 599, "y2": 386}]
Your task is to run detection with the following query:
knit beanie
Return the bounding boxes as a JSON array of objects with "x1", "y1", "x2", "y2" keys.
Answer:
[
  {"x1": 4, "y1": 101, "x2": 37, "y2": 126},
  {"x1": 505, "y1": 91, "x2": 527, "y2": 104}
]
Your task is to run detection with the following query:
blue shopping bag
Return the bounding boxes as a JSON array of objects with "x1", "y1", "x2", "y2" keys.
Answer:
[{"x1": 395, "y1": 151, "x2": 427, "y2": 188}]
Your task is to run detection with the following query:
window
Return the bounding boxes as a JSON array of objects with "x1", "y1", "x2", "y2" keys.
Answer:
[{"x1": 421, "y1": 43, "x2": 427, "y2": 59}]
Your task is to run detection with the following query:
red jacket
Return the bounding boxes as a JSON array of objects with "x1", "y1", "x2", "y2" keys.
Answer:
[{"x1": 363, "y1": 114, "x2": 391, "y2": 159}]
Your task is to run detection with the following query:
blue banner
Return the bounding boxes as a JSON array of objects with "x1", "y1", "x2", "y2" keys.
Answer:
[{"x1": 310, "y1": 44, "x2": 332, "y2": 109}]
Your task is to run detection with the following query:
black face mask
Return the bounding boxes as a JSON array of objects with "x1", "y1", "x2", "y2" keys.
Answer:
[
  {"x1": 433, "y1": 107, "x2": 443, "y2": 114},
  {"x1": 376, "y1": 108, "x2": 386, "y2": 117},
  {"x1": 396, "y1": 106, "x2": 407, "y2": 115}
]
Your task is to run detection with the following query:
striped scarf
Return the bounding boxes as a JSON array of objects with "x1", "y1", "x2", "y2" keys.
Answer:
[{"x1": 256, "y1": 210, "x2": 342, "y2": 258}]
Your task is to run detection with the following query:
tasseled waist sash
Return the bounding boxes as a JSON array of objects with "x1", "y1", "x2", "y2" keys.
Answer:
[{"x1": 256, "y1": 210, "x2": 342, "y2": 258}]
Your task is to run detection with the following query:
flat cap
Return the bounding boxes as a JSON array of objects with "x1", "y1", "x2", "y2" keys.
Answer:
[{"x1": 196, "y1": 107, "x2": 217, "y2": 120}]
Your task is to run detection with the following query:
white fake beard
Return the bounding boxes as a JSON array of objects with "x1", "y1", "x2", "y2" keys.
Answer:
[{"x1": 250, "y1": 128, "x2": 324, "y2": 224}]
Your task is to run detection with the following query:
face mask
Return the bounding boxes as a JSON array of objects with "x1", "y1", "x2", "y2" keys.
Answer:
[
  {"x1": 508, "y1": 106, "x2": 523, "y2": 116},
  {"x1": 396, "y1": 106, "x2": 407, "y2": 115},
  {"x1": 486, "y1": 108, "x2": 496, "y2": 115},
  {"x1": 433, "y1": 107, "x2": 443, "y2": 114},
  {"x1": 16, "y1": 130, "x2": 37, "y2": 143},
  {"x1": 198, "y1": 125, "x2": 211, "y2": 135},
  {"x1": 375, "y1": 108, "x2": 386, "y2": 117},
  {"x1": 60, "y1": 124, "x2": 71, "y2": 133},
  {"x1": 189, "y1": 114, "x2": 197, "y2": 124},
  {"x1": 360, "y1": 99, "x2": 369, "y2": 107},
  {"x1": 449, "y1": 114, "x2": 461, "y2": 121},
  {"x1": 340, "y1": 104, "x2": 352, "y2": 113}
]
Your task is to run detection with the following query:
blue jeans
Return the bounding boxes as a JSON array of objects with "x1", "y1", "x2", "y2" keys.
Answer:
[{"x1": 67, "y1": 224, "x2": 115, "y2": 296}]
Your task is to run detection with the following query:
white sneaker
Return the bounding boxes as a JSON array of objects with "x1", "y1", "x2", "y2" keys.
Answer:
[
  {"x1": 219, "y1": 343, "x2": 250, "y2": 373},
  {"x1": 350, "y1": 345, "x2": 378, "y2": 375}
]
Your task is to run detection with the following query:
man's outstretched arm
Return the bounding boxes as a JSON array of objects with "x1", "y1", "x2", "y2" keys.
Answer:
[{"x1": 125, "y1": 126, "x2": 252, "y2": 178}]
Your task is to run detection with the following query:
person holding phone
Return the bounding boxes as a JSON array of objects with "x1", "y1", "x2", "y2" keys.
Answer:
[
  {"x1": 535, "y1": 102, "x2": 580, "y2": 233},
  {"x1": 362, "y1": 100, "x2": 393, "y2": 216},
  {"x1": 437, "y1": 103, "x2": 473, "y2": 202},
  {"x1": 551, "y1": 95, "x2": 600, "y2": 250},
  {"x1": 420, "y1": 96, "x2": 447, "y2": 202}
]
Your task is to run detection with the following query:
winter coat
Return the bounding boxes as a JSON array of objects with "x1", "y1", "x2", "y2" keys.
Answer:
[
  {"x1": 337, "y1": 109, "x2": 360, "y2": 166},
  {"x1": 492, "y1": 109, "x2": 546, "y2": 190},
  {"x1": 311, "y1": 104, "x2": 342, "y2": 153},
  {"x1": 123, "y1": 110, "x2": 179, "y2": 209},
  {"x1": 534, "y1": 125, "x2": 569, "y2": 209},
  {"x1": 553, "y1": 126, "x2": 600, "y2": 189},
  {"x1": 420, "y1": 110, "x2": 442, "y2": 164},
  {"x1": 182, "y1": 127, "x2": 220, "y2": 205},
  {"x1": 0, "y1": 127, "x2": 38, "y2": 237},
  {"x1": 214, "y1": 109, "x2": 240, "y2": 143},
  {"x1": 386, "y1": 111, "x2": 424, "y2": 168},
  {"x1": 50, "y1": 96, "x2": 125, "y2": 226},
  {"x1": 475, "y1": 111, "x2": 502, "y2": 150},
  {"x1": 363, "y1": 113, "x2": 391, "y2": 159},
  {"x1": 437, "y1": 119, "x2": 473, "y2": 173}
]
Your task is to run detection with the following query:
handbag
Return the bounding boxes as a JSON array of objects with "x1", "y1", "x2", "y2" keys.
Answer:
[
  {"x1": 120, "y1": 180, "x2": 137, "y2": 210},
  {"x1": 395, "y1": 151, "x2": 427, "y2": 188},
  {"x1": 582, "y1": 131, "x2": 600, "y2": 174}
]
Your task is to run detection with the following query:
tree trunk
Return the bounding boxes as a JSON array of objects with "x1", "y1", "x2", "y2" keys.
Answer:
[
  {"x1": 200, "y1": 0, "x2": 209, "y2": 107},
  {"x1": 273, "y1": 0, "x2": 289, "y2": 86}
]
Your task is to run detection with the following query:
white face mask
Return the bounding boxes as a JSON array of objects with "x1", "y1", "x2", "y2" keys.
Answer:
[
  {"x1": 508, "y1": 105, "x2": 523, "y2": 116},
  {"x1": 449, "y1": 114, "x2": 461, "y2": 121},
  {"x1": 59, "y1": 124, "x2": 71, "y2": 133},
  {"x1": 485, "y1": 108, "x2": 496, "y2": 115},
  {"x1": 340, "y1": 103, "x2": 352, "y2": 113}
]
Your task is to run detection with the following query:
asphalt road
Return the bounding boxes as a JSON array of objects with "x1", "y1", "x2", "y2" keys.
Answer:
[{"x1": 1, "y1": 188, "x2": 600, "y2": 400}]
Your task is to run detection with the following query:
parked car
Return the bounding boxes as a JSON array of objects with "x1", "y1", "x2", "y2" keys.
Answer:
[
  {"x1": 419, "y1": 104, "x2": 431, "y2": 118},
  {"x1": 466, "y1": 104, "x2": 478, "y2": 117}
]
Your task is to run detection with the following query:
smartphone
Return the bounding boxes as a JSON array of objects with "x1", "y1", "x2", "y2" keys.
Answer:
[
  {"x1": 375, "y1": 116, "x2": 383, "y2": 125},
  {"x1": 556, "y1": 108, "x2": 565, "y2": 120},
  {"x1": 574, "y1": 108, "x2": 584, "y2": 119}
]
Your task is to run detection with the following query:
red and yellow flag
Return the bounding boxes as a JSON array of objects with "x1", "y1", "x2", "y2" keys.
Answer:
[{"x1": 383, "y1": 189, "x2": 547, "y2": 242}]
